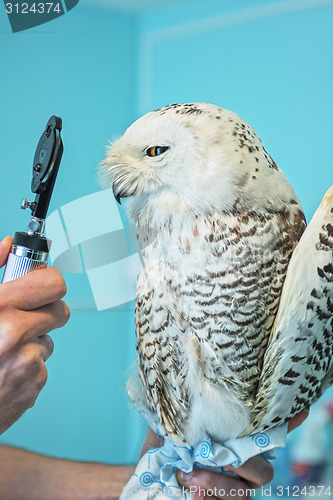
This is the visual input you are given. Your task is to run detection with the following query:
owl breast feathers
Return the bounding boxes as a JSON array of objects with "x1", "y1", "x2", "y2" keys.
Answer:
[{"x1": 100, "y1": 103, "x2": 333, "y2": 446}]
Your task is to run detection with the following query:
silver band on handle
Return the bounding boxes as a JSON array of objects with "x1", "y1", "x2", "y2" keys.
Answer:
[{"x1": 2, "y1": 245, "x2": 48, "y2": 283}]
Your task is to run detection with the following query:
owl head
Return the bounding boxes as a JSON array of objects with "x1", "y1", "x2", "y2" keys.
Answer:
[{"x1": 100, "y1": 103, "x2": 301, "y2": 225}]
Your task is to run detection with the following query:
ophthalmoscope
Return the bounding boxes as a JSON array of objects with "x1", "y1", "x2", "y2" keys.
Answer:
[{"x1": 2, "y1": 116, "x2": 63, "y2": 283}]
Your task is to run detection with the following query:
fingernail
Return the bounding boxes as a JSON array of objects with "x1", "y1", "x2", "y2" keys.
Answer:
[
  {"x1": 177, "y1": 468, "x2": 200, "y2": 488},
  {"x1": 181, "y1": 470, "x2": 193, "y2": 483}
]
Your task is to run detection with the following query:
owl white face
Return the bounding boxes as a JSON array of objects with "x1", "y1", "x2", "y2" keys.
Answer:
[{"x1": 100, "y1": 103, "x2": 301, "y2": 224}]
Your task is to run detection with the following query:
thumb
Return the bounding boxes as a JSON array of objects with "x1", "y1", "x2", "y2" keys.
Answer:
[
  {"x1": 0, "y1": 236, "x2": 13, "y2": 268},
  {"x1": 287, "y1": 409, "x2": 309, "y2": 433}
]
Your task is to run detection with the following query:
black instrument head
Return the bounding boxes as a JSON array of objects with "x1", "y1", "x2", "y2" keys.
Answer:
[
  {"x1": 32, "y1": 116, "x2": 62, "y2": 194},
  {"x1": 25, "y1": 116, "x2": 63, "y2": 220}
]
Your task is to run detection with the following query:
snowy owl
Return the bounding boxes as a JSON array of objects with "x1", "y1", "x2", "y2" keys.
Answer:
[{"x1": 100, "y1": 103, "x2": 333, "y2": 446}]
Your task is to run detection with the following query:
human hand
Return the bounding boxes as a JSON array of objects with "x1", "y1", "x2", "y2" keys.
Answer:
[
  {"x1": 0, "y1": 236, "x2": 70, "y2": 434},
  {"x1": 140, "y1": 429, "x2": 271, "y2": 499},
  {"x1": 141, "y1": 410, "x2": 309, "y2": 500}
]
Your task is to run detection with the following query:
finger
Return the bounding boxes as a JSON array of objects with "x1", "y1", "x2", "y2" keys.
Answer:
[
  {"x1": 26, "y1": 300, "x2": 70, "y2": 339},
  {"x1": 34, "y1": 334, "x2": 54, "y2": 361},
  {"x1": 14, "y1": 342, "x2": 49, "y2": 391},
  {"x1": 287, "y1": 409, "x2": 309, "y2": 432},
  {"x1": 0, "y1": 236, "x2": 13, "y2": 268},
  {"x1": 0, "y1": 267, "x2": 67, "y2": 310},
  {"x1": 224, "y1": 455, "x2": 274, "y2": 488},
  {"x1": 177, "y1": 468, "x2": 250, "y2": 500},
  {"x1": 18, "y1": 340, "x2": 52, "y2": 369},
  {"x1": 16, "y1": 337, "x2": 54, "y2": 367},
  {"x1": 140, "y1": 428, "x2": 164, "y2": 457},
  {"x1": 0, "y1": 301, "x2": 70, "y2": 351}
]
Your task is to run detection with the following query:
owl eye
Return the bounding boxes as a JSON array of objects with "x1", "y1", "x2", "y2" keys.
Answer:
[{"x1": 146, "y1": 146, "x2": 169, "y2": 157}]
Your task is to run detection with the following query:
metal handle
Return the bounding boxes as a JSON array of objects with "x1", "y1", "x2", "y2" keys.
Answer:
[{"x1": 2, "y1": 246, "x2": 48, "y2": 283}]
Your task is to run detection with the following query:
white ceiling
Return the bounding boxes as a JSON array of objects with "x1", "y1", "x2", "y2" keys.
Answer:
[{"x1": 82, "y1": 0, "x2": 191, "y2": 13}]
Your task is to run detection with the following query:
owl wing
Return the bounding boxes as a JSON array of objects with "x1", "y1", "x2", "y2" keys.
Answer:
[{"x1": 245, "y1": 186, "x2": 333, "y2": 435}]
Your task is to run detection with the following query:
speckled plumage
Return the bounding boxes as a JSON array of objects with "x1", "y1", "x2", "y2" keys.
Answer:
[
  {"x1": 245, "y1": 185, "x2": 333, "y2": 435},
  {"x1": 100, "y1": 103, "x2": 332, "y2": 446}
]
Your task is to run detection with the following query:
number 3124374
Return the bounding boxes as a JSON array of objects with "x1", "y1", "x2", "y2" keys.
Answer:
[{"x1": 5, "y1": 3, "x2": 61, "y2": 14}]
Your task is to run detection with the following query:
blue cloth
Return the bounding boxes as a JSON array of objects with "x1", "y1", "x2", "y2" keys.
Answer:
[{"x1": 121, "y1": 425, "x2": 288, "y2": 499}]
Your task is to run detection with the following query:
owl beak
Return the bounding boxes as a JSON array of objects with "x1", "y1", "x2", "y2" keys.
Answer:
[
  {"x1": 112, "y1": 183, "x2": 122, "y2": 204},
  {"x1": 112, "y1": 180, "x2": 136, "y2": 205}
]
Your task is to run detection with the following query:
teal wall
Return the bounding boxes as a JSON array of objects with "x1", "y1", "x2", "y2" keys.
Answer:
[
  {"x1": 0, "y1": 2, "x2": 146, "y2": 464},
  {"x1": 0, "y1": 0, "x2": 332, "y2": 466},
  {"x1": 137, "y1": 0, "x2": 333, "y2": 221}
]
